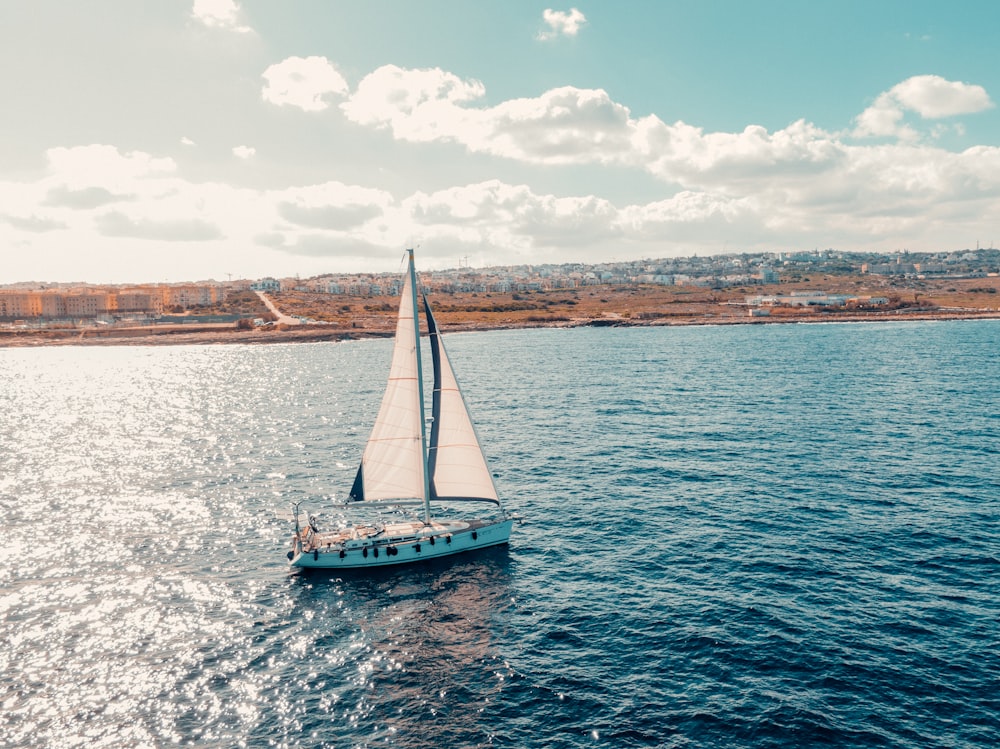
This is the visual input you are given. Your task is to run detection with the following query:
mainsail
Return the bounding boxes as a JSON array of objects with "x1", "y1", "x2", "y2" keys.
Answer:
[{"x1": 350, "y1": 268, "x2": 426, "y2": 503}]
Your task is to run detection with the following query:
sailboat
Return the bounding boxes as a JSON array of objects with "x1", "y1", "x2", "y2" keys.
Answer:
[{"x1": 287, "y1": 249, "x2": 515, "y2": 569}]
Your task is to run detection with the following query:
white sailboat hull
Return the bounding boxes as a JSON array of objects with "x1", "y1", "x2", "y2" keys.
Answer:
[{"x1": 289, "y1": 517, "x2": 513, "y2": 570}]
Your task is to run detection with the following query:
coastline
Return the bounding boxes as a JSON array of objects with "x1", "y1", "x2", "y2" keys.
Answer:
[{"x1": 3, "y1": 308, "x2": 999, "y2": 347}]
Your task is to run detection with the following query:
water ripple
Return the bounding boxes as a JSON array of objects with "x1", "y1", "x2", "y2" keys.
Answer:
[{"x1": 2, "y1": 322, "x2": 999, "y2": 747}]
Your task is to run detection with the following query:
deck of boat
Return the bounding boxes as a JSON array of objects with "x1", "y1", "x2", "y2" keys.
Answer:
[{"x1": 301, "y1": 518, "x2": 493, "y2": 552}]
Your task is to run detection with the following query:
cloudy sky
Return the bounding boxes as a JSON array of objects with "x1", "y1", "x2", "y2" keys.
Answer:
[{"x1": 2, "y1": 1, "x2": 999, "y2": 283}]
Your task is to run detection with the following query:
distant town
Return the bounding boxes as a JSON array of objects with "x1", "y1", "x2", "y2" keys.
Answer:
[
  {"x1": 2, "y1": 248, "x2": 998, "y2": 346},
  {"x1": 3, "y1": 248, "x2": 998, "y2": 324}
]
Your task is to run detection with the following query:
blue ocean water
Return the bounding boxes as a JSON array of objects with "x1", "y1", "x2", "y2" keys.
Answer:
[{"x1": 1, "y1": 320, "x2": 998, "y2": 748}]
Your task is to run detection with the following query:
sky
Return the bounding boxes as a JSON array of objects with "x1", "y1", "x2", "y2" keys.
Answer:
[{"x1": 2, "y1": 1, "x2": 999, "y2": 284}]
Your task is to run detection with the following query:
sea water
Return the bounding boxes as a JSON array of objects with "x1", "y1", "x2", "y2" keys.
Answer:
[{"x1": 1, "y1": 320, "x2": 998, "y2": 748}]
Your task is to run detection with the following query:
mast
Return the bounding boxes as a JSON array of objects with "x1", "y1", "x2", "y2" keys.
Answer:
[{"x1": 408, "y1": 249, "x2": 433, "y2": 525}]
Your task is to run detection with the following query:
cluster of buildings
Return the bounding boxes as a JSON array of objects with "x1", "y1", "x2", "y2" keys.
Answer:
[
  {"x1": 254, "y1": 261, "x2": 780, "y2": 298},
  {"x1": 3, "y1": 248, "x2": 996, "y2": 323},
  {"x1": 0, "y1": 285, "x2": 224, "y2": 322},
  {"x1": 254, "y1": 248, "x2": 996, "y2": 298}
]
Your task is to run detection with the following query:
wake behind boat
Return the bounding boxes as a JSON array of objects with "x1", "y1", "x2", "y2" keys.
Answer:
[{"x1": 288, "y1": 249, "x2": 515, "y2": 569}]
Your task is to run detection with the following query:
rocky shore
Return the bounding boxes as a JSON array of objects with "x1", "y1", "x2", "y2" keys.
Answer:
[{"x1": 3, "y1": 306, "x2": 998, "y2": 347}]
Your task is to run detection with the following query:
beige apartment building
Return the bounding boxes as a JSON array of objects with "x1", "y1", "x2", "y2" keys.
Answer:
[
  {"x1": 0, "y1": 293, "x2": 44, "y2": 319},
  {"x1": 0, "y1": 284, "x2": 223, "y2": 320}
]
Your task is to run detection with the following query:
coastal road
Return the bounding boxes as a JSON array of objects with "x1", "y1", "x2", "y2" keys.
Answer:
[{"x1": 254, "y1": 290, "x2": 301, "y2": 325}]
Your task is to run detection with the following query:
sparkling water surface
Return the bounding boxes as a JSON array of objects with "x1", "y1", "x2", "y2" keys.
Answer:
[{"x1": 1, "y1": 320, "x2": 998, "y2": 748}]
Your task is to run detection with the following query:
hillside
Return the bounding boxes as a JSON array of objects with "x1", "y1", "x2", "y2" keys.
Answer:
[{"x1": 2, "y1": 273, "x2": 998, "y2": 347}]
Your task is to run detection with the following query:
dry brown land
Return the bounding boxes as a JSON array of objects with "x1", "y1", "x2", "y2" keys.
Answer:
[{"x1": 3, "y1": 274, "x2": 998, "y2": 347}]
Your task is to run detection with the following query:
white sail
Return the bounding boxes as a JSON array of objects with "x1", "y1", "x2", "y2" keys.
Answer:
[
  {"x1": 426, "y1": 301, "x2": 500, "y2": 503},
  {"x1": 358, "y1": 270, "x2": 426, "y2": 502}
]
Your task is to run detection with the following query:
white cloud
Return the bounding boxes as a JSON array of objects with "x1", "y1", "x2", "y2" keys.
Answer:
[
  {"x1": 538, "y1": 8, "x2": 587, "y2": 40},
  {"x1": 181, "y1": 137, "x2": 196, "y2": 146},
  {"x1": 4, "y1": 141, "x2": 1000, "y2": 281},
  {"x1": 331, "y1": 68, "x2": 1000, "y2": 259},
  {"x1": 340, "y1": 71, "x2": 847, "y2": 185},
  {"x1": 271, "y1": 181, "x2": 393, "y2": 230},
  {"x1": 342, "y1": 65, "x2": 485, "y2": 140},
  {"x1": 484, "y1": 87, "x2": 635, "y2": 163},
  {"x1": 338, "y1": 66, "x2": 1000, "y2": 219},
  {"x1": 7, "y1": 145, "x2": 759, "y2": 275},
  {"x1": 44, "y1": 185, "x2": 129, "y2": 209},
  {"x1": 4, "y1": 67, "x2": 1000, "y2": 283},
  {"x1": 892, "y1": 75, "x2": 992, "y2": 117},
  {"x1": 342, "y1": 73, "x2": 636, "y2": 163},
  {"x1": 191, "y1": 0, "x2": 252, "y2": 34},
  {"x1": 392, "y1": 181, "x2": 786, "y2": 263},
  {"x1": 97, "y1": 211, "x2": 223, "y2": 241},
  {"x1": 633, "y1": 118, "x2": 849, "y2": 190},
  {"x1": 2, "y1": 213, "x2": 67, "y2": 232},
  {"x1": 258, "y1": 233, "x2": 395, "y2": 260},
  {"x1": 45, "y1": 145, "x2": 177, "y2": 191},
  {"x1": 262, "y1": 56, "x2": 349, "y2": 112},
  {"x1": 232, "y1": 145, "x2": 256, "y2": 159},
  {"x1": 854, "y1": 75, "x2": 994, "y2": 139},
  {"x1": 853, "y1": 93, "x2": 916, "y2": 140},
  {"x1": 403, "y1": 182, "x2": 624, "y2": 250}
]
